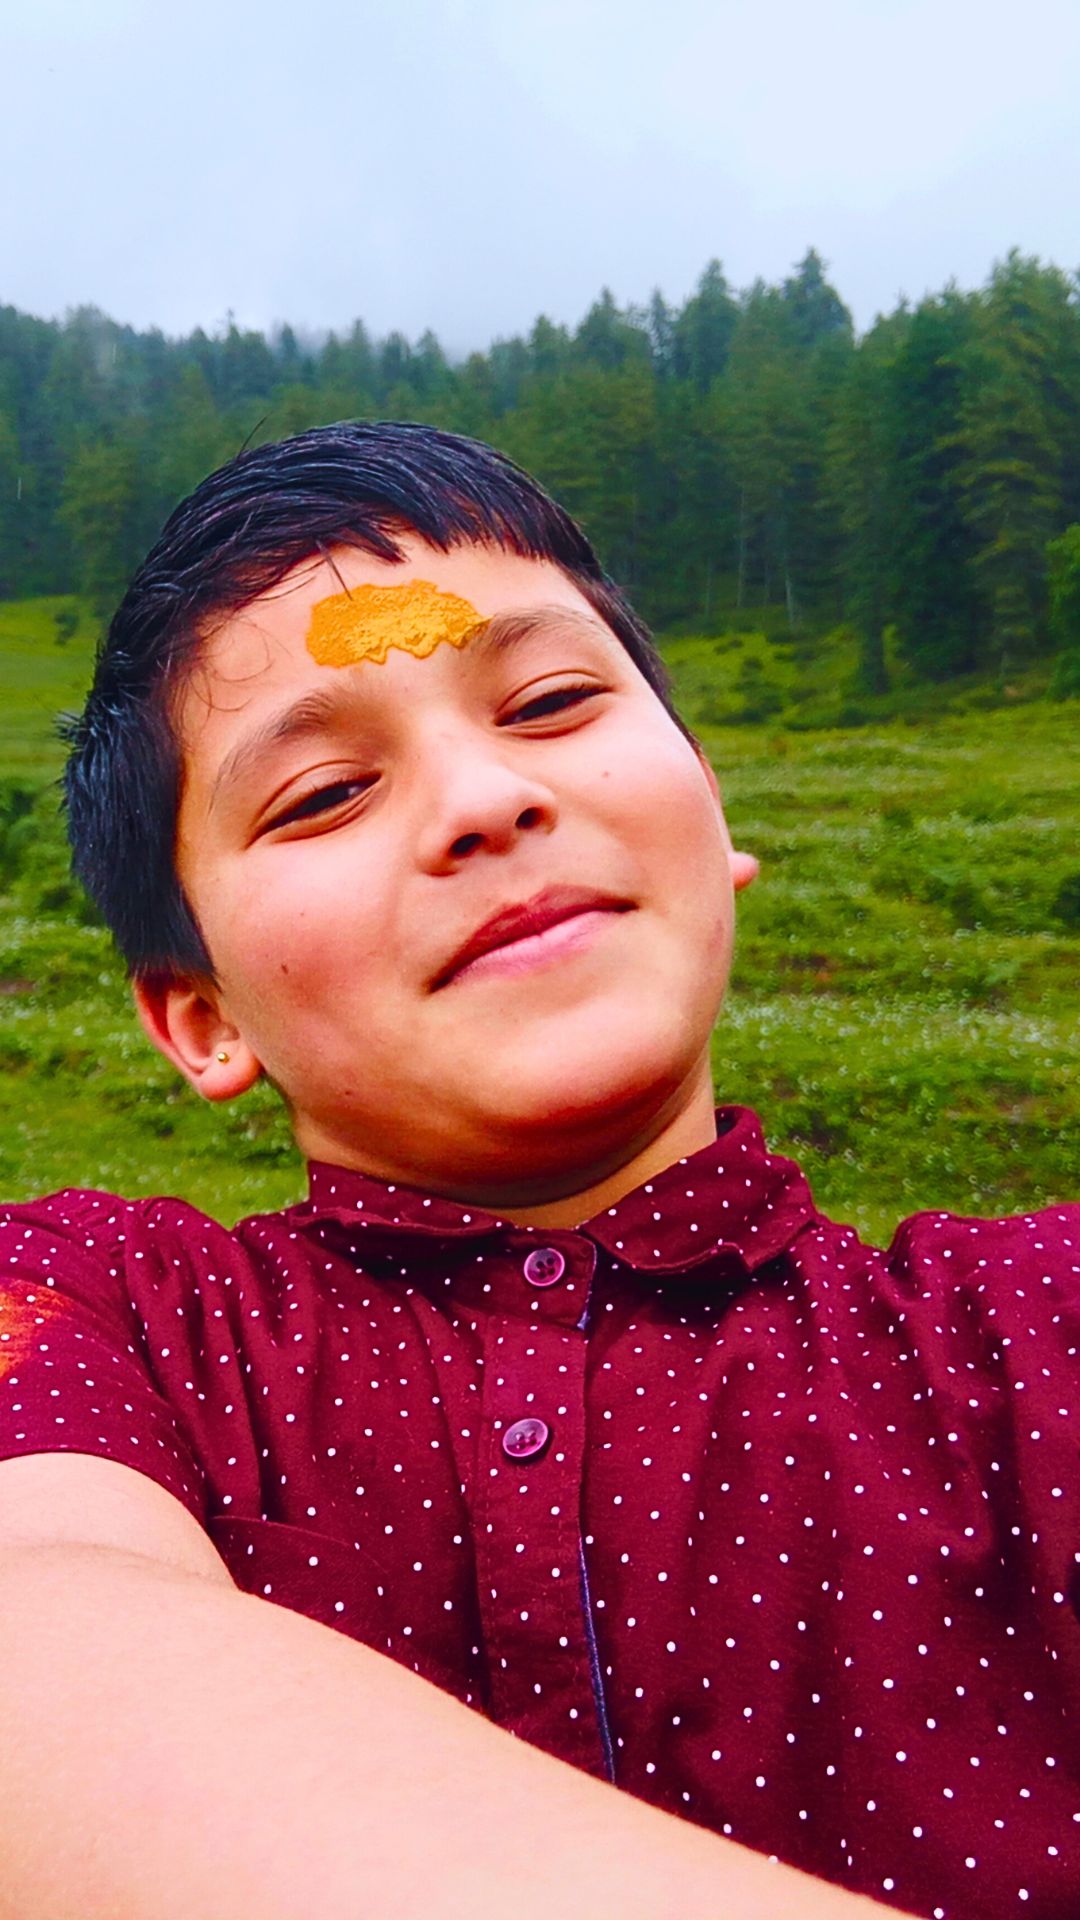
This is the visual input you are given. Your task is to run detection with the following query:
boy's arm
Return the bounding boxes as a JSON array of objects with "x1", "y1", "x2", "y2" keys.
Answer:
[{"x1": 0, "y1": 1454, "x2": 898, "y2": 1920}]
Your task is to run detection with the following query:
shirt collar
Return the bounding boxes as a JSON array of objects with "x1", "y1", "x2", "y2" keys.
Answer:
[{"x1": 303, "y1": 1107, "x2": 815, "y2": 1276}]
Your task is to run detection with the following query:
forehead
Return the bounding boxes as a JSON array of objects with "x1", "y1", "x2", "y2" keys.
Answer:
[
  {"x1": 188, "y1": 538, "x2": 608, "y2": 707},
  {"x1": 174, "y1": 540, "x2": 622, "y2": 797}
]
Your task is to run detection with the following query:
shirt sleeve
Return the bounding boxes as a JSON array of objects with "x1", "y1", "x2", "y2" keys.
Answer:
[
  {"x1": 0, "y1": 1189, "x2": 208, "y2": 1522},
  {"x1": 886, "y1": 1200, "x2": 1080, "y2": 1644}
]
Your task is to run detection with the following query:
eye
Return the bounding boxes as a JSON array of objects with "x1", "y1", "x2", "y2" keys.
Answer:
[
  {"x1": 506, "y1": 682, "x2": 603, "y2": 724},
  {"x1": 266, "y1": 778, "x2": 373, "y2": 831}
]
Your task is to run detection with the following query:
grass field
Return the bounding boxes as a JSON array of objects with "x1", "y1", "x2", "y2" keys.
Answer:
[{"x1": 1, "y1": 595, "x2": 1077, "y2": 1243}]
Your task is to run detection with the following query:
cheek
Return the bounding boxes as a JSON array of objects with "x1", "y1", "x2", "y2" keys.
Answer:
[
  {"x1": 607, "y1": 732, "x2": 728, "y2": 882},
  {"x1": 201, "y1": 848, "x2": 394, "y2": 1019},
  {"x1": 629, "y1": 747, "x2": 733, "y2": 967}
]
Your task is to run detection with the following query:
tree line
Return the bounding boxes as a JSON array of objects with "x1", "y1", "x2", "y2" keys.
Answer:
[{"x1": 2, "y1": 247, "x2": 1079, "y2": 690}]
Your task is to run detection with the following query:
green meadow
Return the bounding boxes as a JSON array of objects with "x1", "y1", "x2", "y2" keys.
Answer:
[{"x1": 1, "y1": 595, "x2": 1077, "y2": 1244}]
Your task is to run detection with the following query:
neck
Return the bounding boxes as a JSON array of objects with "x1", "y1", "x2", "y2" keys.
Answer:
[
  {"x1": 493, "y1": 1073, "x2": 719, "y2": 1228},
  {"x1": 303, "y1": 1060, "x2": 720, "y2": 1229}
]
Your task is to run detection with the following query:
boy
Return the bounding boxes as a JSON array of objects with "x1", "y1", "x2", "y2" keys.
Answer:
[{"x1": 0, "y1": 422, "x2": 1076, "y2": 1919}]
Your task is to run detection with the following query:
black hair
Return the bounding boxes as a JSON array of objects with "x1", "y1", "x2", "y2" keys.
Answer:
[{"x1": 63, "y1": 419, "x2": 680, "y2": 979}]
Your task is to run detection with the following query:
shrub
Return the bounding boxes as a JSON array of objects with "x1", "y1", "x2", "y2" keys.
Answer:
[
  {"x1": 1048, "y1": 651, "x2": 1080, "y2": 701},
  {"x1": 0, "y1": 780, "x2": 38, "y2": 889},
  {"x1": 1052, "y1": 872, "x2": 1080, "y2": 930},
  {"x1": 53, "y1": 605, "x2": 80, "y2": 647}
]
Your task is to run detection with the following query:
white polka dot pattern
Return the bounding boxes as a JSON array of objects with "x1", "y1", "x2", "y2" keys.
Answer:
[{"x1": 1, "y1": 1105, "x2": 1078, "y2": 1919}]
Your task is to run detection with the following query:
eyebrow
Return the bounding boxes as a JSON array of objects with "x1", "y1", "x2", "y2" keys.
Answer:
[
  {"x1": 469, "y1": 604, "x2": 611, "y2": 656},
  {"x1": 208, "y1": 688, "x2": 348, "y2": 813},
  {"x1": 206, "y1": 603, "x2": 614, "y2": 812}
]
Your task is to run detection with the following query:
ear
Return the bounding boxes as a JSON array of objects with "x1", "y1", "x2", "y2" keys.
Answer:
[
  {"x1": 693, "y1": 743, "x2": 760, "y2": 894},
  {"x1": 133, "y1": 973, "x2": 263, "y2": 1103}
]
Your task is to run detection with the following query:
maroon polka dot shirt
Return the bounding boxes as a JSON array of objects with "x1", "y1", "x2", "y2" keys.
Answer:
[{"x1": 2, "y1": 1107, "x2": 1079, "y2": 1919}]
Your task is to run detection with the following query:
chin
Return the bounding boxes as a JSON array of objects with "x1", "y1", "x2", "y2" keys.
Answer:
[{"x1": 468, "y1": 1010, "x2": 704, "y2": 1147}]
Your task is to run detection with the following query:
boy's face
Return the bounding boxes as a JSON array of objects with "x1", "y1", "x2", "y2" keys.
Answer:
[{"x1": 159, "y1": 538, "x2": 737, "y2": 1198}]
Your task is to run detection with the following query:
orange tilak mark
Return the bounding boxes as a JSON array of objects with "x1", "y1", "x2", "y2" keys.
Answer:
[
  {"x1": 0, "y1": 1291, "x2": 64, "y2": 1383},
  {"x1": 306, "y1": 580, "x2": 483, "y2": 668}
]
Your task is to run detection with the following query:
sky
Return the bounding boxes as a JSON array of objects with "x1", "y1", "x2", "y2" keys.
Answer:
[{"x1": 2, "y1": 0, "x2": 1079, "y2": 350}]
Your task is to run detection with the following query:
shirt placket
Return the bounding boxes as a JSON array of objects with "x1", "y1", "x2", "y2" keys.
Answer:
[{"x1": 473, "y1": 1234, "x2": 608, "y2": 1777}]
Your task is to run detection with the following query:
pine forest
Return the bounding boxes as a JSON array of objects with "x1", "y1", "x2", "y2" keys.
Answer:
[{"x1": 2, "y1": 248, "x2": 1080, "y2": 701}]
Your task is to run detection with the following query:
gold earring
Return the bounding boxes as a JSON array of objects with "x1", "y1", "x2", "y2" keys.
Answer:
[{"x1": 216, "y1": 1050, "x2": 231, "y2": 1064}]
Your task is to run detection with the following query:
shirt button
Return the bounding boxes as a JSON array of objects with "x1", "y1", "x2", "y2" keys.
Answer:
[
  {"x1": 502, "y1": 1417, "x2": 552, "y2": 1461},
  {"x1": 523, "y1": 1246, "x2": 566, "y2": 1288}
]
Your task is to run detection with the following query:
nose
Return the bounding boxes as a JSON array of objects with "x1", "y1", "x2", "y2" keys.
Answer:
[{"x1": 413, "y1": 730, "x2": 557, "y2": 873}]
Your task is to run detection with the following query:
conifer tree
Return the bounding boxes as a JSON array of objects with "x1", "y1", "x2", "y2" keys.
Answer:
[
  {"x1": 59, "y1": 437, "x2": 143, "y2": 617},
  {"x1": 1046, "y1": 523, "x2": 1080, "y2": 696},
  {"x1": 955, "y1": 253, "x2": 1080, "y2": 674},
  {"x1": 887, "y1": 292, "x2": 982, "y2": 678},
  {"x1": 673, "y1": 261, "x2": 737, "y2": 390},
  {"x1": 0, "y1": 412, "x2": 23, "y2": 598},
  {"x1": 825, "y1": 315, "x2": 905, "y2": 691}
]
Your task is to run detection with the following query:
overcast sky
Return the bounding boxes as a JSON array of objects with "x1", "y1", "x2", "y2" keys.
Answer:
[{"x1": 3, "y1": 0, "x2": 1079, "y2": 349}]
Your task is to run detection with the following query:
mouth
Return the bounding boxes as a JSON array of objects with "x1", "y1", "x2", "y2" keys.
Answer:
[{"x1": 431, "y1": 886, "x2": 634, "y2": 990}]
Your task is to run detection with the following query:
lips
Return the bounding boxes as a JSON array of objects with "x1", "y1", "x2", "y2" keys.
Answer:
[{"x1": 432, "y1": 886, "x2": 632, "y2": 989}]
